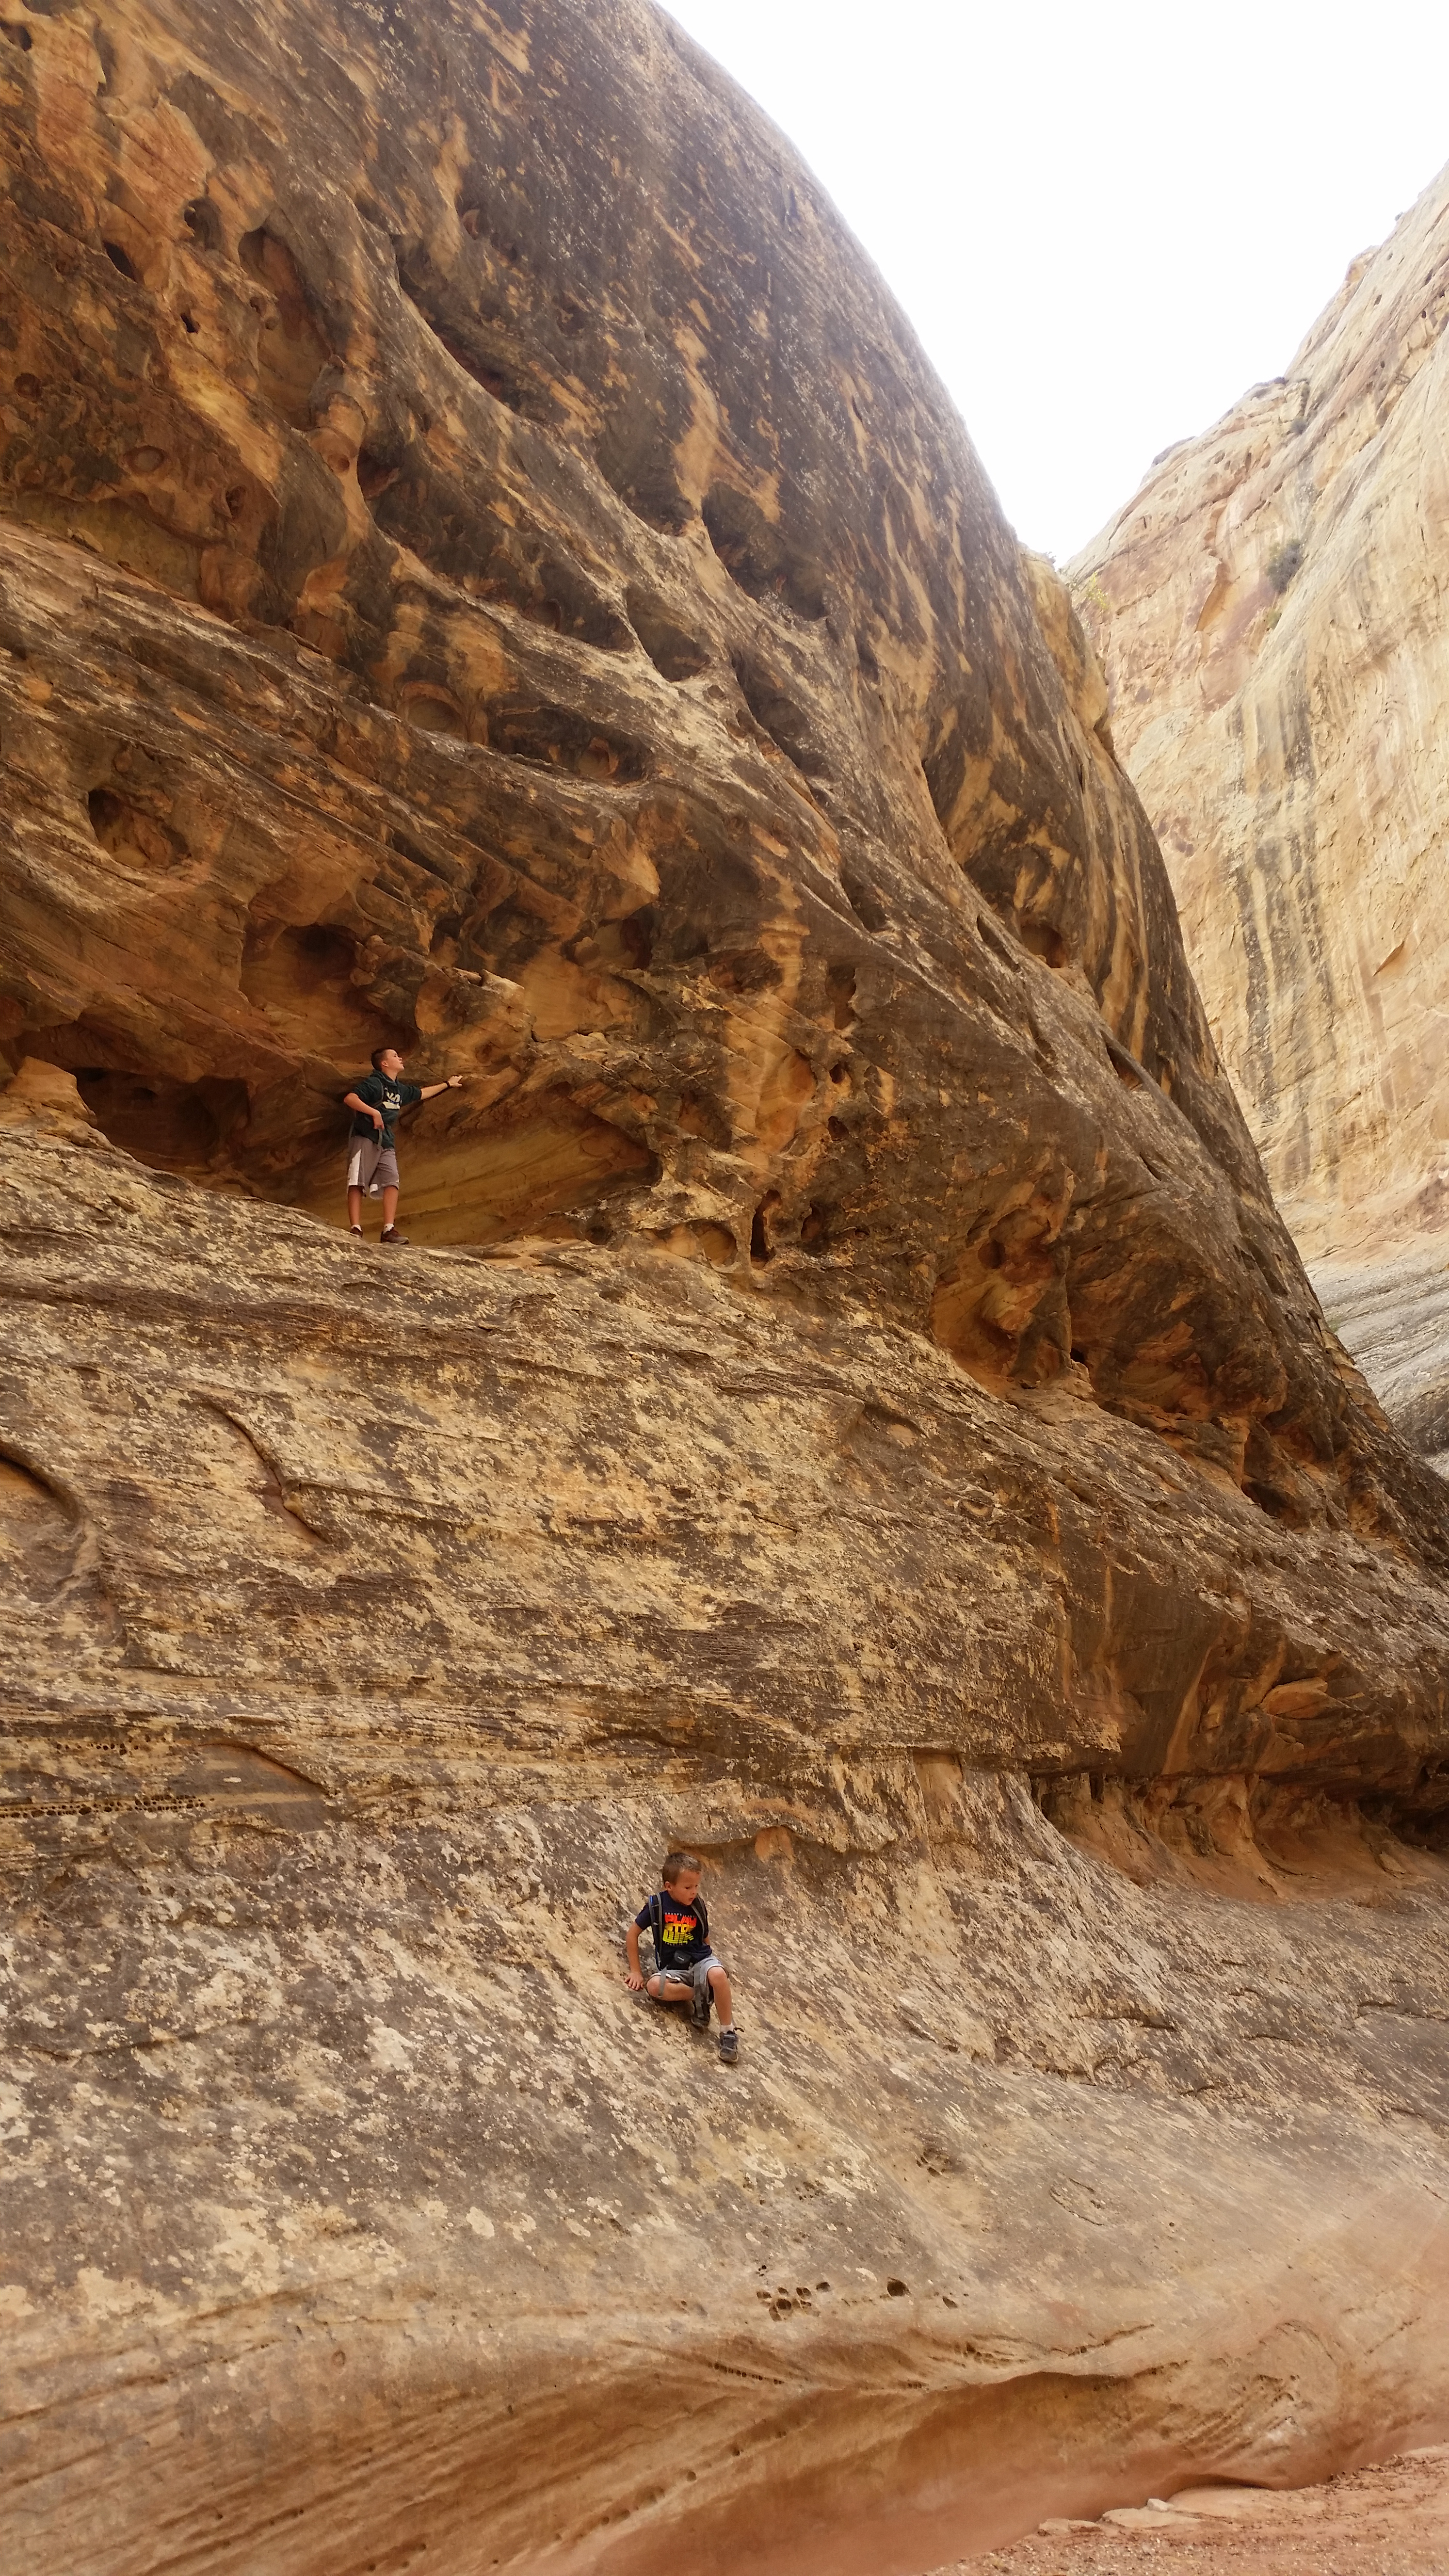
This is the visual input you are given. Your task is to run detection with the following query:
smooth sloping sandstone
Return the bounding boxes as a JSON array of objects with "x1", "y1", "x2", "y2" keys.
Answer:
[
  {"x1": 934, "y1": 2441, "x2": 1449, "y2": 2571},
  {"x1": 5, "y1": 1129, "x2": 1449, "y2": 2576},
  {"x1": 1069, "y1": 165, "x2": 1449, "y2": 1463},
  {"x1": 3, "y1": 2, "x2": 1449, "y2": 2571}
]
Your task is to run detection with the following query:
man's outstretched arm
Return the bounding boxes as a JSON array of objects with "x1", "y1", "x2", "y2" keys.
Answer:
[{"x1": 419, "y1": 1075, "x2": 467, "y2": 1102}]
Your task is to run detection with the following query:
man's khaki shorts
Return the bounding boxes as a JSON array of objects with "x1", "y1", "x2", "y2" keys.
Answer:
[{"x1": 347, "y1": 1136, "x2": 401, "y2": 1194}]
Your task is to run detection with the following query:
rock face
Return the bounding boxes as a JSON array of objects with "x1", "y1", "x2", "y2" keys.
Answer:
[
  {"x1": 3, "y1": 4, "x2": 1449, "y2": 2573},
  {"x1": 1069, "y1": 166, "x2": 1449, "y2": 1464}
]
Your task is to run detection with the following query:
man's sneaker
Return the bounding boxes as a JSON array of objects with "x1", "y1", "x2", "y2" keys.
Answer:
[
  {"x1": 349, "y1": 1224, "x2": 364, "y2": 1238},
  {"x1": 379, "y1": 1225, "x2": 409, "y2": 1244},
  {"x1": 718, "y1": 2028, "x2": 739, "y2": 2065}
]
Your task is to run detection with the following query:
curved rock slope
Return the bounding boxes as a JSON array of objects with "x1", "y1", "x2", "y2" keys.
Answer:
[
  {"x1": 1069, "y1": 164, "x2": 1449, "y2": 1464},
  {"x1": 2, "y1": 4, "x2": 1449, "y2": 2573}
]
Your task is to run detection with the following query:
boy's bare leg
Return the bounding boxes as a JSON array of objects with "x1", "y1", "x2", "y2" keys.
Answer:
[
  {"x1": 382, "y1": 1185, "x2": 400, "y2": 1229},
  {"x1": 347, "y1": 1186, "x2": 365, "y2": 1228},
  {"x1": 647, "y1": 1967, "x2": 735, "y2": 2025}
]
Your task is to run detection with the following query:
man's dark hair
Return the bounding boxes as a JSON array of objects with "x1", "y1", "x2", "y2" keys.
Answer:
[
  {"x1": 661, "y1": 1851, "x2": 702, "y2": 1885},
  {"x1": 370, "y1": 1046, "x2": 396, "y2": 1072}
]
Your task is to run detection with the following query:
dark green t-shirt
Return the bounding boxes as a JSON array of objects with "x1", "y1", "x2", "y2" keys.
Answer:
[{"x1": 347, "y1": 1072, "x2": 422, "y2": 1148}]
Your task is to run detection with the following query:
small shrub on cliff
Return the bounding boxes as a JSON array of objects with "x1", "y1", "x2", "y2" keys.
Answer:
[{"x1": 1266, "y1": 539, "x2": 1304, "y2": 594}]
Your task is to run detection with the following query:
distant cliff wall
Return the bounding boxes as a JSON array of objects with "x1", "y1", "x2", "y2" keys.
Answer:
[{"x1": 1071, "y1": 164, "x2": 1449, "y2": 1461}]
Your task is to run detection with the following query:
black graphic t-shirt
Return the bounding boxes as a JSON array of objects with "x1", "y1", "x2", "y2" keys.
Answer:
[
  {"x1": 348, "y1": 1072, "x2": 422, "y2": 1149},
  {"x1": 635, "y1": 1891, "x2": 709, "y2": 1968}
]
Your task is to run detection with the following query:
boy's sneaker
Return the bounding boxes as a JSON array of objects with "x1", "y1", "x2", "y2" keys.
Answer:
[
  {"x1": 718, "y1": 2028, "x2": 739, "y2": 2065},
  {"x1": 380, "y1": 1225, "x2": 409, "y2": 1245},
  {"x1": 349, "y1": 1224, "x2": 364, "y2": 1238}
]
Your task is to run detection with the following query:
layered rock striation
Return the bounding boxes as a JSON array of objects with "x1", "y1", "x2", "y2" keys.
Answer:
[
  {"x1": 1070, "y1": 165, "x2": 1449, "y2": 1462},
  {"x1": 3, "y1": 4, "x2": 1449, "y2": 2572}
]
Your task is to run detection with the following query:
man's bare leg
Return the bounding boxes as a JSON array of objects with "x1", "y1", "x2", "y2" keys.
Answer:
[
  {"x1": 381, "y1": 1185, "x2": 400, "y2": 1231},
  {"x1": 347, "y1": 1186, "x2": 365, "y2": 1229}
]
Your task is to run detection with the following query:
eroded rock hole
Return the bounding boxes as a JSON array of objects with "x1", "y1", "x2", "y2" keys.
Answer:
[
  {"x1": 708, "y1": 946, "x2": 780, "y2": 996},
  {"x1": 606, "y1": 908, "x2": 655, "y2": 970},
  {"x1": 357, "y1": 448, "x2": 400, "y2": 503},
  {"x1": 702, "y1": 482, "x2": 825, "y2": 621},
  {"x1": 594, "y1": 403, "x2": 692, "y2": 533},
  {"x1": 181, "y1": 197, "x2": 222, "y2": 251},
  {"x1": 102, "y1": 240, "x2": 139, "y2": 280},
  {"x1": 828, "y1": 964, "x2": 857, "y2": 1030},
  {"x1": 3, "y1": 20, "x2": 32, "y2": 46},
  {"x1": 239, "y1": 228, "x2": 331, "y2": 427},
  {"x1": 76, "y1": 1069, "x2": 248, "y2": 1170},
  {"x1": 839, "y1": 868, "x2": 889, "y2": 933},
  {"x1": 486, "y1": 699, "x2": 647, "y2": 781},
  {"x1": 0, "y1": 1443, "x2": 84, "y2": 1601},
  {"x1": 87, "y1": 786, "x2": 185, "y2": 871},
  {"x1": 627, "y1": 587, "x2": 709, "y2": 681},
  {"x1": 1018, "y1": 915, "x2": 1068, "y2": 969},
  {"x1": 397, "y1": 258, "x2": 535, "y2": 418},
  {"x1": 1106, "y1": 1038, "x2": 1145, "y2": 1090},
  {"x1": 750, "y1": 1192, "x2": 780, "y2": 1265},
  {"x1": 240, "y1": 917, "x2": 405, "y2": 1058},
  {"x1": 731, "y1": 651, "x2": 828, "y2": 778},
  {"x1": 368, "y1": 455, "x2": 628, "y2": 645},
  {"x1": 402, "y1": 688, "x2": 468, "y2": 740}
]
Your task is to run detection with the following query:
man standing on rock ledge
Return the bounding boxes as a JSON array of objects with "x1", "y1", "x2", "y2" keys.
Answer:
[{"x1": 342, "y1": 1046, "x2": 466, "y2": 1245}]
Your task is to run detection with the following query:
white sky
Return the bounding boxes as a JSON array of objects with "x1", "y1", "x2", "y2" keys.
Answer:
[{"x1": 663, "y1": 0, "x2": 1449, "y2": 561}]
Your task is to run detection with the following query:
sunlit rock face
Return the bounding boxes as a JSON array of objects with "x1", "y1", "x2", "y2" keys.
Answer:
[
  {"x1": 4, "y1": 6, "x2": 1449, "y2": 2574},
  {"x1": 1070, "y1": 165, "x2": 1449, "y2": 1467}
]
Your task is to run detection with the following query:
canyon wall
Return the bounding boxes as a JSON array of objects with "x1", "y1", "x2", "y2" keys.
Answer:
[
  {"x1": 3, "y1": 3, "x2": 1449, "y2": 2571},
  {"x1": 1070, "y1": 165, "x2": 1449, "y2": 1463}
]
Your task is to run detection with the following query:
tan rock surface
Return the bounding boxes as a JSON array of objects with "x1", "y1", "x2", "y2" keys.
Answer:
[
  {"x1": 932, "y1": 2440, "x2": 1449, "y2": 2572},
  {"x1": 6, "y1": 1125, "x2": 1449, "y2": 2576},
  {"x1": 3, "y1": 3, "x2": 1449, "y2": 2572},
  {"x1": 1069, "y1": 166, "x2": 1449, "y2": 1460}
]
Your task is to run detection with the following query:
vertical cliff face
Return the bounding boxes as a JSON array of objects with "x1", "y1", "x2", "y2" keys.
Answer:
[
  {"x1": 1070, "y1": 165, "x2": 1449, "y2": 1460},
  {"x1": 4, "y1": 5, "x2": 1449, "y2": 2573}
]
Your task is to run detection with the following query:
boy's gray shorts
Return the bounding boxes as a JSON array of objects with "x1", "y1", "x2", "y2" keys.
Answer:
[
  {"x1": 654, "y1": 1950, "x2": 723, "y2": 1985},
  {"x1": 347, "y1": 1136, "x2": 400, "y2": 1193}
]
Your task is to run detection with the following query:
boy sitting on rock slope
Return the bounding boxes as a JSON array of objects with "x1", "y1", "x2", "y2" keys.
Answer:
[{"x1": 625, "y1": 1852, "x2": 739, "y2": 2064}]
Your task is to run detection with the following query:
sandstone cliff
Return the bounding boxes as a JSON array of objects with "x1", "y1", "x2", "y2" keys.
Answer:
[
  {"x1": 3, "y1": 3, "x2": 1449, "y2": 2571},
  {"x1": 1069, "y1": 165, "x2": 1449, "y2": 1465}
]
